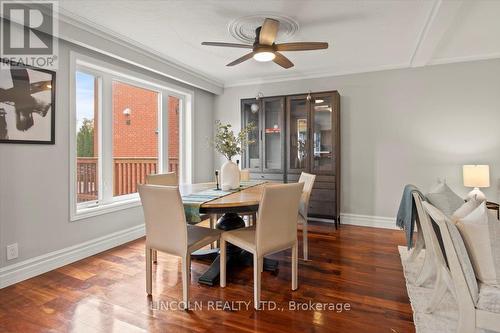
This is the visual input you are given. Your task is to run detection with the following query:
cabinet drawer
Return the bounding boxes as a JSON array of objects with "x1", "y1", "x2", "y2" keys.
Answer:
[
  {"x1": 315, "y1": 175, "x2": 336, "y2": 182},
  {"x1": 310, "y1": 189, "x2": 335, "y2": 202},
  {"x1": 286, "y1": 174, "x2": 336, "y2": 184},
  {"x1": 313, "y1": 181, "x2": 335, "y2": 190},
  {"x1": 309, "y1": 200, "x2": 335, "y2": 217},
  {"x1": 250, "y1": 173, "x2": 285, "y2": 181}
]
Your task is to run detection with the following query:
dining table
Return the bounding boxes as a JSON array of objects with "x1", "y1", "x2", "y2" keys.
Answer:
[{"x1": 179, "y1": 181, "x2": 280, "y2": 286}]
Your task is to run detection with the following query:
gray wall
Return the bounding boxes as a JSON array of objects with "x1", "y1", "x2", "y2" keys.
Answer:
[
  {"x1": 0, "y1": 39, "x2": 214, "y2": 268},
  {"x1": 214, "y1": 59, "x2": 500, "y2": 218}
]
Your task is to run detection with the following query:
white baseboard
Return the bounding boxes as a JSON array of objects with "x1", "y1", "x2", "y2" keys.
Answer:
[
  {"x1": 340, "y1": 213, "x2": 397, "y2": 230},
  {"x1": 0, "y1": 224, "x2": 145, "y2": 289}
]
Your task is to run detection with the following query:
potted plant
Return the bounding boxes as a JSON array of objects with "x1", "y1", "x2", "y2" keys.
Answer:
[{"x1": 212, "y1": 120, "x2": 255, "y2": 190}]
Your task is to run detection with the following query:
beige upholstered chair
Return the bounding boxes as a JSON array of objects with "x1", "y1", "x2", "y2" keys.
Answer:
[
  {"x1": 146, "y1": 172, "x2": 178, "y2": 262},
  {"x1": 138, "y1": 184, "x2": 222, "y2": 308},
  {"x1": 298, "y1": 172, "x2": 316, "y2": 260},
  {"x1": 220, "y1": 182, "x2": 304, "y2": 309},
  {"x1": 422, "y1": 201, "x2": 500, "y2": 332},
  {"x1": 146, "y1": 172, "x2": 178, "y2": 186}
]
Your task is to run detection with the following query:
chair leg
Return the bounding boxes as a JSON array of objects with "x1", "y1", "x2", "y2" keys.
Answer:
[
  {"x1": 253, "y1": 255, "x2": 262, "y2": 310},
  {"x1": 181, "y1": 255, "x2": 190, "y2": 310},
  {"x1": 302, "y1": 219, "x2": 309, "y2": 260},
  {"x1": 292, "y1": 242, "x2": 298, "y2": 291},
  {"x1": 220, "y1": 239, "x2": 227, "y2": 287},
  {"x1": 152, "y1": 249, "x2": 158, "y2": 263},
  {"x1": 146, "y1": 247, "x2": 152, "y2": 295}
]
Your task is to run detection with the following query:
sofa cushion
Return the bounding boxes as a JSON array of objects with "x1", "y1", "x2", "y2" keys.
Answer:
[
  {"x1": 455, "y1": 202, "x2": 500, "y2": 286},
  {"x1": 426, "y1": 183, "x2": 464, "y2": 217}
]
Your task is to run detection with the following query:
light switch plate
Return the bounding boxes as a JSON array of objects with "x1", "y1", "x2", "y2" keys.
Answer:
[{"x1": 6, "y1": 243, "x2": 18, "y2": 260}]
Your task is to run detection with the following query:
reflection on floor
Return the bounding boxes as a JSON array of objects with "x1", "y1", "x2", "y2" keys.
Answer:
[{"x1": 0, "y1": 223, "x2": 414, "y2": 333}]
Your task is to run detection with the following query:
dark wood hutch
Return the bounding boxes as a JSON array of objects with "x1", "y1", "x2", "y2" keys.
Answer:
[{"x1": 241, "y1": 91, "x2": 340, "y2": 226}]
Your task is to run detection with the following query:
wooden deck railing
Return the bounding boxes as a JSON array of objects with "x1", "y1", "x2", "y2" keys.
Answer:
[
  {"x1": 76, "y1": 157, "x2": 179, "y2": 202},
  {"x1": 76, "y1": 157, "x2": 98, "y2": 203}
]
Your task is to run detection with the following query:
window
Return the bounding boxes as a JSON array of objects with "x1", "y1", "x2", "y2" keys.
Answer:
[
  {"x1": 112, "y1": 81, "x2": 159, "y2": 198},
  {"x1": 71, "y1": 55, "x2": 190, "y2": 220},
  {"x1": 75, "y1": 71, "x2": 99, "y2": 203}
]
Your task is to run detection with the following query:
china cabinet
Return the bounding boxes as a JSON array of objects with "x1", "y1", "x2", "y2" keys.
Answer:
[{"x1": 241, "y1": 91, "x2": 340, "y2": 225}]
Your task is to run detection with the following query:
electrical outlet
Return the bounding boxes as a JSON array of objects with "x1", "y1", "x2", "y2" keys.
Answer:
[{"x1": 6, "y1": 243, "x2": 18, "y2": 260}]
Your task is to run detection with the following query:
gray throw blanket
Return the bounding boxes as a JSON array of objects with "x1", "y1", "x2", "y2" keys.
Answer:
[{"x1": 396, "y1": 184, "x2": 424, "y2": 249}]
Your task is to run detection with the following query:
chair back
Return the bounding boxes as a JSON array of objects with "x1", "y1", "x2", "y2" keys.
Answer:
[
  {"x1": 422, "y1": 201, "x2": 479, "y2": 307},
  {"x1": 256, "y1": 183, "x2": 304, "y2": 254},
  {"x1": 146, "y1": 172, "x2": 178, "y2": 186},
  {"x1": 298, "y1": 172, "x2": 316, "y2": 217},
  {"x1": 138, "y1": 184, "x2": 187, "y2": 256}
]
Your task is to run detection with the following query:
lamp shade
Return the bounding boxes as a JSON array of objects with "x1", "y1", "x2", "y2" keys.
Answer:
[{"x1": 463, "y1": 165, "x2": 490, "y2": 188}]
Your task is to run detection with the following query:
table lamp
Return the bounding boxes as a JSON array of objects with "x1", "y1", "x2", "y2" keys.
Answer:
[{"x1": 463, "y1": 165, "x2": 490, "y2": 201}]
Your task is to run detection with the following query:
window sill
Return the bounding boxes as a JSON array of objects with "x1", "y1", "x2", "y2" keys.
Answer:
[{"x1": 71, "y1": 197, "x2": 142, "y2": 222}]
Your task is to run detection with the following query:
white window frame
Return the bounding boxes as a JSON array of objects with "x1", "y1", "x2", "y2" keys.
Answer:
[{"x1": 69, "y1": 52, "x2": 193, "y2": 221}]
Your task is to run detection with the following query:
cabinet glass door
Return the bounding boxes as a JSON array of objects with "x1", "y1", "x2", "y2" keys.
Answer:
[
  {"x1": 287, "y1": 96, "x2": 308, "y2": 173},
  {"x1": 242, "y1": 100, "x2": 261, "y2": 171},
  {"x1": 311, "y1": 94, "x2": 335, "y2": 173},
  {"x1": 262, "y1": 97, "x2": 284, "y2": 172}
]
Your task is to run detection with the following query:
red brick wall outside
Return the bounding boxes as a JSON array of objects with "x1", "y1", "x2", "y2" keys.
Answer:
[
  {"x1": 113, "y1": 82, "x2": 158, "y2": 157},
  {"x1": 167, "y1": 96, "x2": 179, "y2": 160},
  {"x1": 112, "y1": 82, "x2": 179, "y2": 160}
]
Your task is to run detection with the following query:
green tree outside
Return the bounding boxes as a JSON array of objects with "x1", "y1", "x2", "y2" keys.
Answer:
[{"x1": 77, "y1": 118, "x2": 94, "y2": 157}]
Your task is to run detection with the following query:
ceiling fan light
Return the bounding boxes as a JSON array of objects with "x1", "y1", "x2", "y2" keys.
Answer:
[{"x1": 253, "y1": 51, "x2": 275, "y2": 62}]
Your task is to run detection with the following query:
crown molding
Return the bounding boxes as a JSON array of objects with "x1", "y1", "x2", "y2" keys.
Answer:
[
  {"x1": 428, "y1": 53, "x2": 500, "y2": 66},
  {"x1": 223, "y1": 62, "x2": 410, "y2": 88},
  {"x1": 223, "y1": 51, "x2": 500, "y2": 88},
  {"x1": 54, "y1": 7, "x2": 224, "y2": 94}
]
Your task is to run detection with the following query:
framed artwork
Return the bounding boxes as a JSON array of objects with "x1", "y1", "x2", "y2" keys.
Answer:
[{"x1": 0, "y1": 59, "x2": 56, "y2": 144}]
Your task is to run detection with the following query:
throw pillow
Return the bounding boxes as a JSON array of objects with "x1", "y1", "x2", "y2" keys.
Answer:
[
  {"x1": 426, "y1": 182, "x2": 464, "y2": 217},
  {"x1": 451, "y1": 199, "x2": 481, "y2": 223},
  {"x1": 455, "y1": 202, "x2": 500, "y2": 286}
]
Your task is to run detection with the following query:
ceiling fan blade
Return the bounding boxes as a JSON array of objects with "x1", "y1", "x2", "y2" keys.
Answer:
[
  {"x1": 202, "y1": 42, "x2": 253, "y2": 49},
  {"x1": 259, "y1": 18, "x2": 279, "y2": 45},
  {"x1": 226, "y1": 52, "x2": 256, "y2": 66},
  {"x1": 273, "y1": 52, "x2": 294, "y2": 69},
  {"x1": 275, "y1": 42, "x2": 329, "y2": 51}
]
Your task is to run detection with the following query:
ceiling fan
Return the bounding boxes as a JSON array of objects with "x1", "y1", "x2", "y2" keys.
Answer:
[{"x1": 201, "y1": 18, "x2": 328, "y2": 69}]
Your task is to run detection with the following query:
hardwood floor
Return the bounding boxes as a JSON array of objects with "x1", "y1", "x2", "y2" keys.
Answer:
[{"x1": 0, "y1": 224, "x2": 414, "y2": 333}]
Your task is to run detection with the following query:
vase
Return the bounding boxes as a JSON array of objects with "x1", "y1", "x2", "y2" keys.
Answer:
[{"x1": 221, "y1": 160, "x2": 240, "y2": 190}]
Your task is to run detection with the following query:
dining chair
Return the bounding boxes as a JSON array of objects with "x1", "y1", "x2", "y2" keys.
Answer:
[
  {"x1": 298, "y1": 172, "x2": 316, "y2": 260},
  {"x1": 146, "y1": 172, "x2": 178, "y2": 262},
  {"x1": 220, "y1": 182, "x2": 304, "y2": 309},
  {"x1": 146, "y1": 172, "x2": 214, "y2": 254},
  {"x1": 138, "y1": 184, "x2": 222, "y2": 308},
  {"x1": 146, "y1": 172, "x2": 178, "y2": 186}
]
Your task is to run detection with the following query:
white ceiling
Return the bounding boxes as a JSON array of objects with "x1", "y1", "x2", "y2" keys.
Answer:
[{"x1": 58, "y1": 0, "x2": 500, "y2": 87}]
